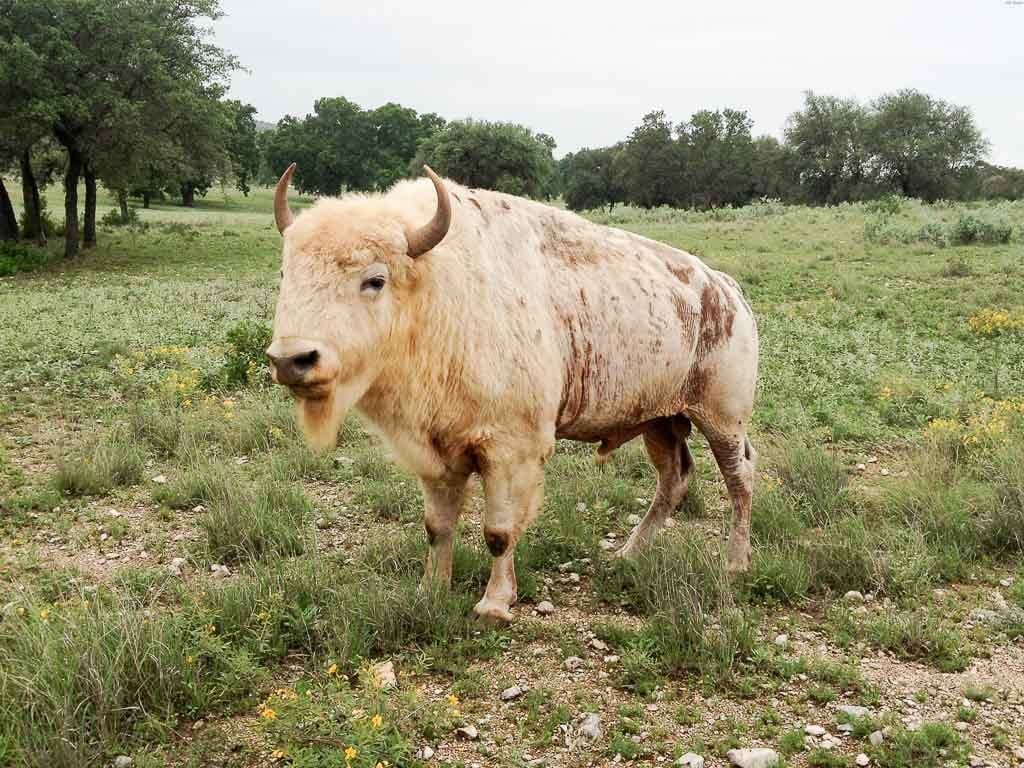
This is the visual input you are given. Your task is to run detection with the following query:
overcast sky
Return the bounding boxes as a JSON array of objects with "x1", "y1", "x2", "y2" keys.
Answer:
[{"x1": 215, "y1": 0, "x2": 1024, "y2": 166}]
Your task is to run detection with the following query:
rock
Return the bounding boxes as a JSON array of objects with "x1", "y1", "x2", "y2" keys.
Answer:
[
  {"x1": 579, "y1": 712, "x2": 602, "y2": 741},
  {"x1": 837, "y1": 724, "x2": 854, "y2": 733},
  {"x1": 100, "y1": 532, "x2": 109, "y2": 542},
  {"x1": 192, "y1": 504, "x2": 205, "y2": 513},
  {"x1": 992, "y1": 591, "x2": 1010, "y2": 612},
  {"x1": 969, "y1": 608, "x2": 999, "y2": 623},
  {"x1": 576, "y1": 502, "x2": 587, "y2": 513},
  {"x1": 869, "y1": 731, "x2": 884, "y2": 747},
  {"x1": 535, "y1": 600, "x2": 555, "y2": 616},
  {"x1": 500, "y1": 685, "x2": 525, "y2": 701},
  {"x1": 564, "y1": 656, "x2": 585, "y2": 671},
  {"x1": 599, "y1": 539, "x2": 617, "y2": 551},
  {"x1": 955, "y1": 721, "x2": 969, "y2": 732},
  {"x1": 880, "y1": 468, "x2": 890, "y2": 476},
  {"x1": 415, "y1": 746, "x2": 435, "y2": 760},
  {"x1": 677, "y1": 753, "x2": 705, "y2": 768},
  {"x1": 456, "y1": 725, "x2": 479, "y2": 740},
  {"x1": 773, "y1": 633, "x2": 789, "y2": 649},
  {"x1": 726, "y1": 748, "x2": 779, "y2": 768},
  {"x1": 151, "y1": 474, "x2": 167, "y2": 484},
  {"x1": 590, "y1": 638, "x2": 608, "y2": 651},
  {"x1": 843, "y1": 590, "x2": 865, "y2": 603},
  {"x1": 372, "y1": 660, "x2": 397, "y2": 690},
  {"x1": 856, "y1": 754, "x2": 870, "y2": 767},
  {"x1": 969, "y1": 756, "x2": 985, "y2": 768},
  {"x1": 568, "y1": 572, "x2": 581, "y2": 583},
  {"x1": 114, "y1": 757, "x2": 133, "y2": 768},
  {"x1": 856, "y1": 463, "x2": 866, "y2": 471},
  {"x1": 168, "y1": 557, "x2": 188, "y2": 576},
  {"x1": 999, "y1": 577, "x2": 1014, "y2": 588},
  {"x1": 1013, "y1": 746, "x2": 1024, "y2": 760},
  {"x1": 210, "y1": 563, "x2": 231, "y2": 579},
  {"x1": 805, "y1": 725, "x2": 826, "y2": 736},
  {"x1": 839, "y1": 705, "x2": 870, "y2": 719},
  {"x1": 626, "y1": 514, "x2": 642, "y2": 526},
  {"x1": 603, "y1": 654, "x2": 620, "y2": 664}
]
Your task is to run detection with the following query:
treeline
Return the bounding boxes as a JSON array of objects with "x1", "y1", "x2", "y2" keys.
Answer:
[
  {"x1": 258, "y1": 103, "x2": 559, "y2": 200},
  {"x1": 0, "y1": 0, "x2": 255, "y2": 257},
  {"x1": 560, "y1": 90, "x2": 1020, "y2": 212}
]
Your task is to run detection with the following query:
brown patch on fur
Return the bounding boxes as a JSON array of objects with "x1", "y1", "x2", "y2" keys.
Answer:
[
  {"x1": 597, "y1": 420, "x2": 655, "y2": 457},
  {"x1": 500, "y1": 200, "x2": 511, "y2": 210},
  {"x1": 451, "y1": 192, "x2": 462, "y2": 203},
  {"x1": 540, "y1": 216, "x2": 605, "y2": 268},
  {"x1": 469, "y1": 198, "x2": 482, "y2": 211},
  {"x1": 684, "y1": 365, "x2": 711, "y2": 403},
  {"x1": 484, "y1": 530, "x2": 509, "y2": 557},
  {"x1": 696, "y1": 278, "x2": 736, "y2": 355},
  {"x1": 665, "y1": 261, "x2": 694, "y2": 284}
]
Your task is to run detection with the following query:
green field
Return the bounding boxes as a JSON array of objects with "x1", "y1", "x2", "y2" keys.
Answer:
[{"x1": 1, "y1": 186, "x2": 1023, "y2": 768}]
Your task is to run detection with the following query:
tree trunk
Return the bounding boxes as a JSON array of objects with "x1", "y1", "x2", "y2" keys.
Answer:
[
  {"x1": 19, "y1": 151, "x2": 45, "y2": 245},
  {"x1": 180, "y1": 183, "x2": 195, "y2": 207},
  {"x1": 117, "y1": 188, "x2": 129, "y2": 220},
  {"x1": 0, "y1": 176, "x2": 19, "y2": 241},
  {"x1": 142, "y1": 191, "x2": 150, "y2": 209},
  {"x1": 83, "y1": 165, "x2": 97, "y2": 249},
  {"x1": 64, "y1": 147, "x2": 82, "y2": 259}
]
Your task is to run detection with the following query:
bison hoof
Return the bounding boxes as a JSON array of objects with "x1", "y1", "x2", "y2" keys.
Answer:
[
  {"x1": 473, "y1": 598, "x2": 514, "y2": 625},
  {"x1": 725, "y1": 538, "x2": 751, "y2": 574}
]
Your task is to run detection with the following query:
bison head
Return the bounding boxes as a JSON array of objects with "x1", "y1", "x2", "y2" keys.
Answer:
[{"x1": 266, "y1": 164, "x2": 451, "y2": 450}]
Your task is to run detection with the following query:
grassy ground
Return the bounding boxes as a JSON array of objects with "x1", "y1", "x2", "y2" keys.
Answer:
[{"x1": 1, "y1": 186, "x2": 1023, "y2": 768}]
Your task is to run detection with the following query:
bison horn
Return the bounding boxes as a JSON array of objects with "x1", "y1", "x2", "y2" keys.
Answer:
[
  {"x1": 274, "y1": 163, "x2": 296, "y2": 234},
  {"x1": 406, "y1": 166, "x2": 451, "y2": 258}
]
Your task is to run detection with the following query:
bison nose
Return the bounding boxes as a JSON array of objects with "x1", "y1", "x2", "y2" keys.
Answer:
[{"x1": 266, "y1": 340, "x2": 322, "y2": 387}]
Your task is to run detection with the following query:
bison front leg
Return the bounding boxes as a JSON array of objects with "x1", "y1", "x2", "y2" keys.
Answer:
[
  {"x1": 420, "y1": 473, "x2": 470, "y2": 590},
  {"x1": 474, "y1": 457, "x2": 546, "y2": 624}
]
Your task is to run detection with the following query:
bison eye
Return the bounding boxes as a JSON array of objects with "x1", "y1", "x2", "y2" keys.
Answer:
[{"x1": 360, "y1": 275, "x2": 386, "y2": 295}]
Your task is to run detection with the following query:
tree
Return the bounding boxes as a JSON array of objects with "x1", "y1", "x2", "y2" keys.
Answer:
[
  {"x1": 785, "y1": 92, "x2": 873, "y2": 204},
  {"x1": 749, "y1": 135, "x2": 799, "y2": 201},
  {"x1": 678, "y1": 109, "x2": 756, "y2": 208},
  {"x1": 0, "y1": 174, "x2": 17, "y2": 241},
  {"x1": 225, "y1": 99, "x2": 260, "y2": 196},
  {"x1": 617, "y1": 111, "x2": 682, "y2": 208},
  {"x1": 412, "y1": 119, "x2": 556, "y2": 198},
  {"x1": 366, "y1": 102, "x2": 434, "y2": 190},
  {"x1": 0, "y1": 0, "x2": 239, "y2": 257},
  {"x1": 868, "y1": 89, "x2": 987, "y2": 200},
  {"x1": 561, "y1": 146, "x2": 626, "y2": 211}
]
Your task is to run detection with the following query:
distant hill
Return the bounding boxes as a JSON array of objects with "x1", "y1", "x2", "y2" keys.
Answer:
[{"x1": 256, "y1": 119, "x2": 276, "y2": 133}]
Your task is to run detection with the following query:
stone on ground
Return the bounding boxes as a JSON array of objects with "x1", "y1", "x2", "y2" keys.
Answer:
[{"x1": 726, "y1": 748, "x2": 779, "y2": 768}]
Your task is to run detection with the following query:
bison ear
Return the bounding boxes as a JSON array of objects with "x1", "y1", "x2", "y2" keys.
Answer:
[
  {"x1": 406, "y1": 166, "x2": 451, "y2": 258},
  {"x1": 275, "y1": 163, "x2": 296, "y2": 234}
]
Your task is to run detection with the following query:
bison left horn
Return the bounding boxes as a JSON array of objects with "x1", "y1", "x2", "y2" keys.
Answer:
[
  {"x1": 406, "y1": 166, "x2": 451, "y2": 258},
  {"x1": 274, "y1": 163, "x2": 296, "y2": 234}
]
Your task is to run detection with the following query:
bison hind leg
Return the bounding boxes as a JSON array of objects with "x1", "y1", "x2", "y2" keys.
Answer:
[{"x1": 617, "y1": 416, "x2": 694, "y2": 557}]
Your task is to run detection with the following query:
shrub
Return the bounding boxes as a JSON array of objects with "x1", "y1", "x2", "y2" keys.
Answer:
[
  {"x1": 222, "y1": 319, "x2": 273, "y2": 387},
  {"x1": 201, "y1": 479, "x2": 312, "y2": 563},
  {"x1": 100, "y1": 206, "x2": 147, "y2": 229},
  {"x1": 54, "y1": 431, "x2": 146, "y2": 496},
  {"x1": 949, "y1": 213, "x2": 1013, "y2": 245},
  {"x1": 0, "y1": 241, "x2": 52, "y2": 277}
]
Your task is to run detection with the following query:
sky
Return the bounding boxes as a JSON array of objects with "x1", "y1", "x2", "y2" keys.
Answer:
[{"x1": 215, "y1": 0, "x2": 1024, "y2": 166}]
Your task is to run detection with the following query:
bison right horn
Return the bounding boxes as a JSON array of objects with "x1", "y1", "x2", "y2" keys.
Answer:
[
  {"x1": 406, "y1": 166, "x2": 451, "y2": 258},
  {"x1": 274, "y1": 163, "x2": 296, "y2": 234}
]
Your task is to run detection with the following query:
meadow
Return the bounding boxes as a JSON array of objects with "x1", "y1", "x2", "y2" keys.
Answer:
[{"x1": 1, "y1": 184, "x2": 1023, "y2": 768}]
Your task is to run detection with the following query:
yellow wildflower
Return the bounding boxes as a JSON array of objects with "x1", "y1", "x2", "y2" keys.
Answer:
[
  {"x1": 257, "y1": 610, "x2": 270, "y2": 621},
  {"x1": 16, "y1": 606, "x2": 25, "y2": 616},
  {"x1": 260, "y1": 706, "x2": 277, "y2": 721},
  {"x1": 345, "y1": 746, "x2": 358, "y2": 761},
  {"x1": 39, "y1": 609, "x2": 50, "y2": 621},
  {"x1": 271, "y1": 749, "x2": 286, "y2": 760},
  {"x1": 371, "y1": 713, "x2": 383, "y2": 729},
  {"x1": 327, "y1": 662, "x2": 339, "y2": 676},
  {"x1": 447, "y1": 693, "x2": 460, "y2": 707},
  {"x1": 185, "y1": 655, "x2": 194, "y2": 664}
]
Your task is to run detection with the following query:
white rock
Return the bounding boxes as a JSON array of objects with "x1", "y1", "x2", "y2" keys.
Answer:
[
  {"x1": 805, "y1": 724, "x2": 826, "y2": 736},
  {"x1": 535, "y1": 600, "x2": 555, "y2": 616},
  {"x1": 677, "y1": 753, "x2": 704, "y2": 768},
  {"x1": 415, "y1": 746, "x2": 435, "y2": 760},
  {"x1": 108, "y1": 509, "x2": 121, "y2": 517},
  {"x1": 626, "y1": 514, "x2": 642, "y2": 526},
  {"x1": 856, "y1": 463, "x2": 867, "y2": 471},
  {"x1": 590, "y1": 638, "x2": 608, "y2": 651},
  {"x1": 969, "y1": 756, "x2": 985, "y2": 768},
  {"x1": 372, "y1": 660, "x2": 397, "y2": 690},
  {"x1": 773, "y1": 633, "x2": 788, "y2": 649},
  {"x1": 576, "y1": 502, "x2": 587, "y2": 513},
  {"x1": 839, "y1": 705, "x2": 870, "y2": 719},
  {"x1": 100, "y1": 532, "x2": 109, "y2": 542},
  {"x1": 726, "y1": 748, "x2": 779, "y2": 768},
  {"x1": 151, "y1": 474, "x2": 167, "y2": 484},
  {"x1": 168, "y1": 557, "x2": 188, "y2": 576},
  {"x1": 869, "y1": 730, "x2": 884, "y2": 747},
  {"x1": 500, "y1": 685, "x2": 525, "y2": 701},
  {"x1": 564, "y1": 656, "x2": 585, "y2": 671},
  {"x1": 838, "y1": 724, "x2": 854, "y2": 733},
  {"x1": 1013, "y1": 746, "x2": 1024, "y2": 760},
  {"x1": 210, "y1": 563, "x2": 231, "y2": 579},
  {"x1": 991, "y1": 591, "x2": 1010, "y2": 612},
  {"x1": 192, "y1": 504, "x2": 205, "y2": 513},
  {"x1": 955, "y1": 721, "x2": 969, "y2": 732},
  {"x1": 456, "y1": 725, "x2": 479, "y2": 740},
  {"x1": 114, "y1": 757, "x2": 133, "y2": 768},
  {"x1": 856, "y1": 754, "x2": 870, "y2": 767},
  {"x1": 599, "y1": 539, "x2": 617, "y2": 550},
  {"x1": 843, "y1": 590, "x2": 865, "y2": 603},
  {"x1": 603, "y1": 654, "x2": 620, "y2": 664},
  {"x1": 999, "y1": 577, "x2": 1014, "y2": 588},
  {"x1": 579, "y1": 712, "x2": 602, "y2": 741},
  {"x1": 568, "y1": 572, "x2": 581, "y2": 583},
  {"x1": 880, "y1": 468, "x2": 890, "y2": 476}
]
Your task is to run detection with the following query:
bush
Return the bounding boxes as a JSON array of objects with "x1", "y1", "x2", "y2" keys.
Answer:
[
  {"x1": 949, "y1": 213, "x2": 1012, "y2": 245},
  {"x1": 100, "y1": 206, "x2": 147, "y2": 229},
  {"x1": 0, "y1": 241, "x2": 52, "y2": 277},
  {"x1": 54, "y1": 431, "x2": 146, "y2": 496},
  {"x1": 223, "y1": 319, "x2": 273, "y2": 387}
]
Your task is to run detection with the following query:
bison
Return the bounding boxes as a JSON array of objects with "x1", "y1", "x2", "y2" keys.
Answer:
[{"x1": 266, "y1": 165, "x2": 758, "y2": 623}]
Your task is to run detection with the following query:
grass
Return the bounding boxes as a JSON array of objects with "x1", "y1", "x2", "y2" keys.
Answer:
[{"x1": 2, "y1": 186, "x2": 1023, "y2": 765}]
